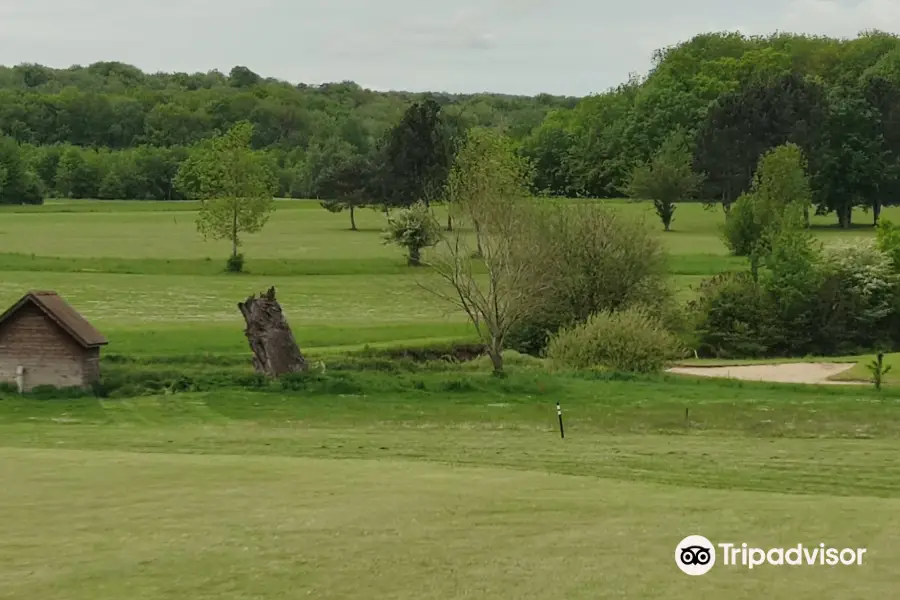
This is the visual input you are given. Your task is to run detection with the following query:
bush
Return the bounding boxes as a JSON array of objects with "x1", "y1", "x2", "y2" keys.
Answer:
[
  {"x1": 876, "y1": 218, "x2": 900, "y2": 271},
  {"x1": 505, "y1": 312, "x2": 562, "y2": 357},
  {"x1": 226, "y1": 253, "x2": 245, "y2": 273},
  {"x1": 689, "y1": 271, "x2": 779, "y2": 358},
  {"x1": 546, "y1": 306, "x2": 683, "y2": 373},
  {"x1": 382, "y1": 201, "x2": 441, "y2": 266},
  {"x1": 692, "y1": 236, "x2": 900, "y2": 359},
  {"x1": 817, "y1": 239, "x2": 898, "y2": 352},
  {"x1": 508, "y1": 201, "x2": 672, "y2": 355}
]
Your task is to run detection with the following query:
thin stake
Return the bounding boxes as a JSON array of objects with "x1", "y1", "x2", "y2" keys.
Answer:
[{"x1": 557, "y1": 402, "x2": 565, "y2": 439}]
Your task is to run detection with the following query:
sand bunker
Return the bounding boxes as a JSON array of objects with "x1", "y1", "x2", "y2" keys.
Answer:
[{"x1": 666, "y1": 362, "x2": 864, "y2": 385}]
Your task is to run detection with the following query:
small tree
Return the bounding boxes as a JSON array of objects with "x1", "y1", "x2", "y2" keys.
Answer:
[
  {"x1": 382, "y1": 201, "x2": 441, "y2": 265},
  {"x1": 626, "y1": 133, "x2": 704, "y2": 231},
  {"x1": 761, "y1": 218, "x2": 824, "y2": 354},
  {"x1": 318, "y1": 153, "x2": 372, "y2": 231},
  {"x1": 722, "y1": 143, "x2": 812, "y2": 277},
  {"x1": 753, "y1": 143, "x2": 813, "y2": 226},
  {"x1": 424, "y1": 128, "x2": 546, "y2": 375},
  {"x1": 867, "y1": 353, "x2": 892, "y2": 391},
  {"x1": 175, "y1": 122, "x2": 277, "y2": 271}
]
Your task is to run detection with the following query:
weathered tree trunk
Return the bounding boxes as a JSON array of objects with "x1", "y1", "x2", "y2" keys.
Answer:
[
  {"x1": 237, "y1": 287, "x2": 307, "y2": 377},
  {"x1": 350, "y1": 205, "x2": 357, "y2": 231}
]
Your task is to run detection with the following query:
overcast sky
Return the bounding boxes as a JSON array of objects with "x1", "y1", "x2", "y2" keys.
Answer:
[{"x1": 0, "y1": 0, "x2": 898, "y2": 96}]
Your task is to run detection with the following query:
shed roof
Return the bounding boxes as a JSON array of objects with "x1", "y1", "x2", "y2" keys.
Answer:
[{"x1": 0, "y1": 291, "x2": 108, "y2": 348}]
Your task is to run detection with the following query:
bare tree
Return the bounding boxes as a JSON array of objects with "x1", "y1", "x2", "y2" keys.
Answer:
[{"x1": 422, "y1": 128, "x2": 548, "y2": 375}]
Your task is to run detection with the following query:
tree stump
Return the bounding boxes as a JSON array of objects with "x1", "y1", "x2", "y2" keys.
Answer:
[{"x1": 237, "y1": 287, "x2": 307, "y2": 377}]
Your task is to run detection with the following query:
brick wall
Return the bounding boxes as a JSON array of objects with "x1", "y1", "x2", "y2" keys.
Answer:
[
  {"x1": 81, "y1": 347, "x2": 101, "y2": 384},
  {"x1": 0, "y1": 303, "x2": 94, "y2": 392}
]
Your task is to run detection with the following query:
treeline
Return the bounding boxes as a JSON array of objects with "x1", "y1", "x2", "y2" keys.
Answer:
[
  {"x1": 521, "y1": 30, "x2": 900, "y2": 226},
  {"x1": 4, "y1": 30, "x2": 900, "y2": 221},
  {"x1": 0, "y1": 62, "x2": 575, "y2": 203}
]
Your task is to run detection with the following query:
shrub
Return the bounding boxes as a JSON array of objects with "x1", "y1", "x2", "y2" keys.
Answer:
[
  {"x1": 508, "y1": 201, "x2": 672, "y2": 355},
  {"x1": 382, "y1": 201, "x2": 441, "y2": 265},
  {"x1": 226, "y1": 253, "x2": 245, "y2": 273},
  {"x1": 689, "y1": 271, "x2": 779, "y2": 358},
  {"x1": 692, "y1": 236, "x2": 900, "y2": 358},
  {"x1": 818, "y1": 239, "x2": 898, "y2": 352},
  {"x1": 875, "y1": 218, "x2": 900, "y2": 272},
  {"x1": 546, "y1": 306, "x2": 683, "y2": 373},
  {"x1": 504, "y1": 312, "x2": 561, "y2": 357}
]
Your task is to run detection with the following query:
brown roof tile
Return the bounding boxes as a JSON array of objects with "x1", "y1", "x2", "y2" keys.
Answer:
[{"x1": 0, "y1": 291, "x2": 108, "y2": 348}]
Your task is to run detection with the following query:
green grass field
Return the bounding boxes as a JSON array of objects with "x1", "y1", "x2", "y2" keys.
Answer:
[{"x1": 2, "y1": 198, "x2": 899, "y2": 598}]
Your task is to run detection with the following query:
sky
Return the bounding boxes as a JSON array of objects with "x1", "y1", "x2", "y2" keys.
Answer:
[{"x1": 0, "y1": 0, "x2": 899, "y2": 96}]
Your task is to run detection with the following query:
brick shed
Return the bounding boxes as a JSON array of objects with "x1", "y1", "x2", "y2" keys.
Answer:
[{"x1": 0, "y1": 291, "x2": 108, "y2": 392}]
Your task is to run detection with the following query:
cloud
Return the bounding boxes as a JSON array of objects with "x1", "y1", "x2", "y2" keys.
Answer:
[
  {"x1": 780, "y1": 0, "x2": 900, "y2": 37},
  {"x1": 398, "y1": 7, "x2": 498, "y2": 51}
]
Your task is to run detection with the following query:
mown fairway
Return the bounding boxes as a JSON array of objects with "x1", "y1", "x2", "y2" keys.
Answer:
[
  {"x1": 0, "y1": 199, "x2": 887, "y2": 354},
  {"x1": 2, "y1": 198, "x2": 900, "y2": 599}
]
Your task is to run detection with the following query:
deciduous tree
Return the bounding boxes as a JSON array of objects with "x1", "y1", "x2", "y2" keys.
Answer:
[
  {"x1": 694, "y1": 72, "x2": 826, "y2": 214},
  {"x1": 174, "y1": 121, "x2": 276, "y2": 268},
  {"x1": 0, "y1": 135, "x2": 42, "y2": 204},
  {"x1": 722, "y1": 143, "x2": 812, "y2": 276},
  {"x1": 317, "y1": 153, "x2": 372, "y2": 231},
  {"x1": 424, "y1": 128, "x2": 545, "y2": 375},
  {"x1": 382, "y1": 201, "x2": 441, "y2": 266},
  {"x1": 813, "y1": 84, "x2": 886, "y2": 227},
  {"x1": 626, "y1": 132, "x2": 703, "y2": 231}
]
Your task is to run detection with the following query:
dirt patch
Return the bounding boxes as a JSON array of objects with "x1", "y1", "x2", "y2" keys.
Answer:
[{"x1": 666, "y1": 362, "x2": 865, "y2": 385}]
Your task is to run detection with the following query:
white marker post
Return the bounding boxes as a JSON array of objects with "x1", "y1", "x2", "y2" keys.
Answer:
[{"x1": 557, "y1": 402, "x2": 565, "y2": 439}]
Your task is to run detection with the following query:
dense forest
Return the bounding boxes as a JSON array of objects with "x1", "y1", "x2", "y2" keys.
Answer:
[
  {"x1": 1, "y1": 30, "x2": 900, "y2": 227},
  {"x1": 0, "y1": 62, "x2": 576, "y2": 204},
  {"x1": 522, "y1": 29, "x2": 900, "y2": 226}
]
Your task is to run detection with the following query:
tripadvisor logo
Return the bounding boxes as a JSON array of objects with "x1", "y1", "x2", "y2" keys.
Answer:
[
  {"x1": 676, "y1": 535, "x2": 716, "y2": 576},
  {"x1": 675, "y1": 535, "x2": 867, "y2": 575}
]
